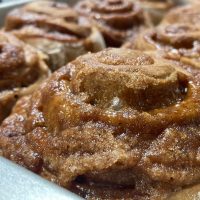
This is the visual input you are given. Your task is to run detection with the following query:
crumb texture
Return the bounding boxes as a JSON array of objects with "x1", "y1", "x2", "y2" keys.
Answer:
[{"x1": 1, "y1": 48, "x2": 200, "y2": 199}]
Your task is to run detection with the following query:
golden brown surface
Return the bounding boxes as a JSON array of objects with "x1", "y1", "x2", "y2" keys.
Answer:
[
  {"x1": 75, "y1": 0, "x2": 150, "y2": 47},
  {"x1": 123, "y1": 3, "x2": 200, "y2": 75},
  {"x1": 0, "y1": 48, "x2": 200, "y2": 199},
  {"x1": 4, "y1": 1, "x2": 105, "y2": 71},
  {"x1": 123, "y1": 22, "x2": 200, "y2": 70},
  {"x1": 0, "y1": 31, "x2": 48, "y2": 124}
]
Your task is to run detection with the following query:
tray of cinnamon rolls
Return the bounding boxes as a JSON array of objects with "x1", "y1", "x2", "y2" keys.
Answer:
[{"x1": 1, "y1": 0, "x2": 200, "y2": 200}]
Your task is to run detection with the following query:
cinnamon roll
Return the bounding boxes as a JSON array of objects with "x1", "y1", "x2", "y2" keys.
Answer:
[
  {"x1": 133, "y1": 0, "x2": 174, "y2": 24},
  {"x1": 0, "y1": 31, "x2": 49, "y2": 124},
  {"x1": 123, "y1": 23, "x2": 200, "y2": 69},
  {"x1": 1, "y1": 48, "x2": 200, "y2": 200},
  {"x1": 4, "y1": 1, "x2": 105, "y2": 71},
  {"x1": 75, "y1": 0, "x2": 150, "y2": 47}
]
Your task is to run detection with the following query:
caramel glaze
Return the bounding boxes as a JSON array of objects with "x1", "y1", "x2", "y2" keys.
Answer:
[
  {"x1": 0, "y1": 31, "x2": 48, "y2": 124},
  {"x1": 75, "y1": 0, "x2": 150, "y2": 47},
  {"x1": 0, "y1": 48, "x2": 200, "y2": 199},
  {"x1": 4, "y1": 1, "x2": 105, "y2": 71}
]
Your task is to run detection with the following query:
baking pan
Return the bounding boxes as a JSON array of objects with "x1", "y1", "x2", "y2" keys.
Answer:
[
  {"x1": 0, "y1": 0, "x2": 33, "y2": 25},
  {"x1": 0, "y1": 1, "x2": 83, "y2": 199},
  {"x1": 0, "y1": 157, "x2": 83, "y2": 200}
]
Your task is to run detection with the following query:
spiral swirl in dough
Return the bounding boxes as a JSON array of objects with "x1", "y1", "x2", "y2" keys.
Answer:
[
  {"x1": 0, "y1": 31, "x2": 49, "y2": 124},
  {"x1": 4, "y1": 1, "x2": 105, "y2": 71},
  {"x1": 124, "y1": 23, "x2": 200, "y2": 70},
  {"x1": 0, "y1": 48, "x2": 200, "y2": 199},
  {"x1": 75, "y1": 0, "x2": 150, "y2": 47}
]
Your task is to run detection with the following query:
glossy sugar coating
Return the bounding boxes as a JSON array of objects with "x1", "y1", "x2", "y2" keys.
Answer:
[
  {"x1": 0, "y1": 48, "x2": 200, "y2": 199},
  {"x1": 0, "y1": 31, "x2": 48, "y2": 123}
]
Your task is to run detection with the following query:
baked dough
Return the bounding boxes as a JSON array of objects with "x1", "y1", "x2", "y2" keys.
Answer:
[
  {"x1": 1, "y1": 48, "x2": 200, "y2": 199},
  {"x1": 0, "y1": 31, "x2": 49, "y2": 123},
  {"x1": 5, "y1": 1, "x2": 105, "y2": 71},
  {"x1": 75, "y1": 0, "x2": 151, "y2": 47}
]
